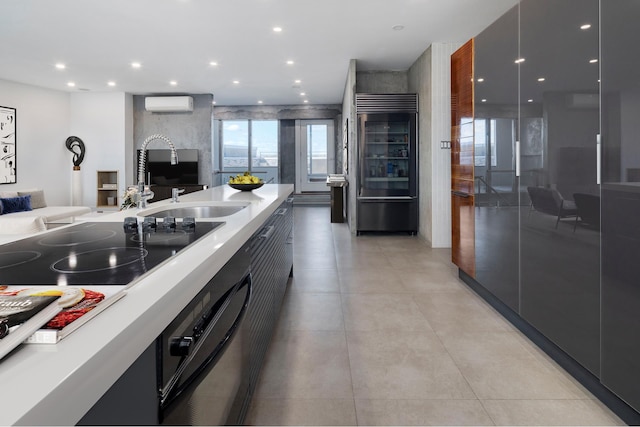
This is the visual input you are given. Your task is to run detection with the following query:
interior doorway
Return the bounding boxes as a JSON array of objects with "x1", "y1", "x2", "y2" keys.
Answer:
[{"x1": 295, "y1": 119, "x2": 335, "y2": 192}]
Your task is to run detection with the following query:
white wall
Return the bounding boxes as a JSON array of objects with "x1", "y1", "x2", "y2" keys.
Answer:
[
  {"x1": 0, "y1": 79, "x2": 71, "y2": 204},
  {"x1": 429, "y1": 43, "x2": 460, "y2": 247},
  {"x1": 70, "y1": 92, "x2": 132, "y2": 207}
]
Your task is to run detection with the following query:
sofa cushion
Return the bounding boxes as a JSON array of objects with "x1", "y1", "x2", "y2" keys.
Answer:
[
  {"x1": 0, "y1": 206, "x2": 91, "y2": 222},
  {"x1": 0, "y1": 191, "x2": 18, "y2": 199},
  {"x1": 0, "y1": 195, "x2": 32, "y2": 214},
  {"x1": 18, "y1": 190, "x2": 47, "y2": 209}
]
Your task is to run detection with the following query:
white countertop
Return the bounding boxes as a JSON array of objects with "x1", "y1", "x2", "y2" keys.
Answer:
[{"x1": 0, "y1": 184, "x2": 294, "y2": 426}]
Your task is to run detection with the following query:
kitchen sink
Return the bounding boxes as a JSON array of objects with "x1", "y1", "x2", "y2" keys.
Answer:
[{"x1": 138, "y1": 202, "x2": 249, "y2": 218}]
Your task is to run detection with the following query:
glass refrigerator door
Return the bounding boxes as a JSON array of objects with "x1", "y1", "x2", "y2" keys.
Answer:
[{"x1": 360, "y1": 118, "x2": 412, "y2": 197}]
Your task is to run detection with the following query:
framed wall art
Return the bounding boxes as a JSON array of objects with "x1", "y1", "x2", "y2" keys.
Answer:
[{"x1": 0, "y1": 106, "x2": 16, "y2": 184}]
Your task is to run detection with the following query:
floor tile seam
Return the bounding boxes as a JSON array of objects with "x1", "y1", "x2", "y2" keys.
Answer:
[
  {"x1": 250, "y1": 396, "x2": 357, "y2": 401},
  {"x1": 415, "y1": 298, "x2": 484, "y2": 405},
  {"x1": 475, "y1": 398, "x2": 500, "y2": 426},
  {"x1": 353, "y1": 397, "x2": 486, "y2": 402},
  {"x1": 499, "y1": 335, "x2": 597, "y2": 396},
  {"x1": 475, "y1": 399, "x2": 624, "y2": 426},
  {"x1": 339, "y1": 290, "x2": 417, "y2": 295},
  {"x1": 479, "y1": 397, "x2": 601, "y2": 401},
  {"x1": 287, "y1": 290, "x2": 341, "y2": 295},
  {"x1": 433, "y1": 329, "x2": 546, "y2": 361}
]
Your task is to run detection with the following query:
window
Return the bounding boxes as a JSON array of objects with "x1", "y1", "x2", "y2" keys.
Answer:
[
  {"x1": 222, "y1": 120, "x2": 249, "y2": 168},
  {"x1": 306, "y1": 123, "x2": 328, "y2": 177},
  {"x1": 251, "y1": 120, "x2": 278, "y2": 167},
  {"x1": 220, "y1": 119, "x2": 279, "y2": 183}
]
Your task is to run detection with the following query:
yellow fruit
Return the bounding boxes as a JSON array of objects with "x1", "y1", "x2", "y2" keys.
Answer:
[{"x1": 229, "y1": 171, "x2": 262, "y2": 185}]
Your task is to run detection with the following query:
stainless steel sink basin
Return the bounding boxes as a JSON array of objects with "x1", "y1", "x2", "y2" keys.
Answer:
[{"x1": 138, "y1": 202, "x2": 249, "y2": 218}]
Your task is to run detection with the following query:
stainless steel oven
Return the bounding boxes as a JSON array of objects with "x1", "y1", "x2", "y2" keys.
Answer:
[
  {"x1": 158, "y1": 241, "x2": 251, "y2": 425},
  {"x1": 76, "y1": 225, "x2": 252, "y2": 426}
]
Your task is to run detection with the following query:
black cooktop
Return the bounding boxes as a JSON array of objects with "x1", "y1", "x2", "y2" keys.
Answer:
[{"x1": 0, "y1": 220, "x2": 223, "y2": 286}]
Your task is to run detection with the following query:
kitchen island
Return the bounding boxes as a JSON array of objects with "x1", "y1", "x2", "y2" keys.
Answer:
[{"x1": 0, "y1": 184, "x2": 294, "y2": 426}]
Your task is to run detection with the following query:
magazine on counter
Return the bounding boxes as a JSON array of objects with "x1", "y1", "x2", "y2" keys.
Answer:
[
  {"x1": 0, "y1": 285, "x2": 126, "y2": 344},
  {"x1": 0, "y1": 291, "x2": 62, "y2": 359}
]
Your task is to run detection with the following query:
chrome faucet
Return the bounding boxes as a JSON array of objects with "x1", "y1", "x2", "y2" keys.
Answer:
[
  {"x1": 171, "y1": 187, "x2": 185, "y2": 203},
  {"x1": 136, "y1": 134, "x2": 179, "y2": 208}
]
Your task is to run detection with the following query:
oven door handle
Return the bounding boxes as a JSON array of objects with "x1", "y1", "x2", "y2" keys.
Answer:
[{"x1": 160, "y1": 273, "x2": 252, "y2": 408}]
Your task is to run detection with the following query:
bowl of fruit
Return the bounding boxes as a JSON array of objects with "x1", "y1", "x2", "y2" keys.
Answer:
[{"x1": 228, "y1": 172, "x2": 264, "y2": 191}]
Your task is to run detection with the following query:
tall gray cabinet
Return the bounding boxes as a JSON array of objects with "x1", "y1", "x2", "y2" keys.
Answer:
[
  {"x1": 600, "y1": 0, "x2": 640, "y2": 415},
  {"x1": 460, "y1": 0, "x2": 640, "y2": 420}
]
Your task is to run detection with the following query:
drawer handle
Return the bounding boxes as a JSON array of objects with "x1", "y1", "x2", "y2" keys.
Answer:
[
  {"x1": 276, "y1": 208, "x2": 288, "y2": 216},
  {"x1": 260, "y1": 225, "x2": 275, "y2": 239}
]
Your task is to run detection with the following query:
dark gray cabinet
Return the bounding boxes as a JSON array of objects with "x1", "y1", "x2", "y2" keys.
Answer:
[
  {"x1": 601, "y1": 0, "x2": 640, "y2": 412},
  {"x1": 518, "y1": 0, "x2": 601, "y2": 377},
  {"x1": 462, "y1": 0, "x2": 640, "y2": 419},
  {"x1": 473, "y1": 4, "x2": 520, "y2": 311},
  {"x1": 236, "y1": 195, "x2": 293, "y2": 422}
]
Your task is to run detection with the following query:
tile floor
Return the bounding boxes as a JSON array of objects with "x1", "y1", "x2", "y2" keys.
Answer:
[{"x1": 244, "y1": 206, "x2": 624, "y2": 426}]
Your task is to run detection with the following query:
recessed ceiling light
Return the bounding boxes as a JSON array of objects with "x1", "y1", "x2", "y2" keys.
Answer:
[
  {"x1": 258, "y1": 100, "x2": 263, "y2": 104},
  {"x1": 294, "y1": 79, "x2": 301, "y2": 84},
  {"x1": 527, "y1": 99, "x2": 534, "y2": 103},
  {"x1": 131, "y1": 62, "x2": 141, "y2": 69},
  {"x1": 107, "y1": 81, "x2": 116, "y2": 87},
  {"x1": 209, "y1": 61, "x2": 218, "y2": 66},
  {"x1": 392, "y1": 25, "x2": 404, "y2": 31},
  {"x1": 233, "y1": 80, "x2": 240, "y2": 84},
  {"x1": 55, "y1": 63, "x2": 66, "y2": 70},
  {"x1": 67, "y1": 82, "x2": 75, "y2": 87},
  {"x1": 212, "y1": 101, "x2": 217, "y2": 105},
  {"x1": 477, "y1": 78, "x2": 484, "y2": 82},
  {"x1": 273, "y1": 26, "x2": 282, "y2": 32},
  {"x1": 537, "y1": 77, "x2": 546, "y2": 82},
  {"x1": 581, "y1": 23, "x2": 592, "y2": 30},
  {"x1": 170, "y1": 81, "x2": 177, "y2": 86},
  {"x1": 589, "y1": 58, "x2": 599, "y2": 63},
  {"x1": 286, "y1": 60, "x2": 294, "y2": 65},
  {"x1": 515, "y1": 58, "x2": 525, "y2": 64},
  {"x1": 303, "y1": 100, "x2": 309, "y2": 104},
  {"x1": 481, "y1": 99, "x2": 487, "y2": 103},
  {"x1": 300, "y1": 92, "x2": 306, "y2": 96}
]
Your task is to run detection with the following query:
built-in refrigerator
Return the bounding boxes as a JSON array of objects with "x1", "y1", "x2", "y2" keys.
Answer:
[{"x1": 356, "y1": 94, "x2": 418, "y2": 234}]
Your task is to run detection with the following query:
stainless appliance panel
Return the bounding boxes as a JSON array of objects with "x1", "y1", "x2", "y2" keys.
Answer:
[
  {"x1": 356, "y1": 198, "x2": 418, "y2": 234},
  {"x1": 159, "y1": 242, "x2": 252, "y2": 425}
]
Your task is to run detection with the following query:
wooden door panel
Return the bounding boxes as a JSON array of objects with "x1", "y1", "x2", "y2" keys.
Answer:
[
  {"x1": 451, "y1": 39, "x2": 475, "y2": 277},
  {"x1": 451, "y1": 193, "x2": 475, "y2": 275}
]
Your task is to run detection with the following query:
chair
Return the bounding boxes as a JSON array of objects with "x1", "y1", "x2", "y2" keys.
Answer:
[
  {"x1": 526, "y1": 186, "x2": 577, "y2": 228},
  {"x1": 573, "y1": 193, "x2": 600, "y2": 231}
]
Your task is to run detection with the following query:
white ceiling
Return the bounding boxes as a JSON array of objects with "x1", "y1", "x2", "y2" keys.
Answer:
[{"x1": 0, "y1": 0, "x2": 517, "y2": 106}]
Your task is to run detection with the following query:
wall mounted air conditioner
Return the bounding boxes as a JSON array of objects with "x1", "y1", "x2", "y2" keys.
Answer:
[{"x1": 145, "y1": 96, "x2": 194, "y2": 112}]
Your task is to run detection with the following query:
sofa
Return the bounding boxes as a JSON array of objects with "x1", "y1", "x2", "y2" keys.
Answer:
[{"x1": 0, "y1": 189, "x2": 91, "y2": 235}]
